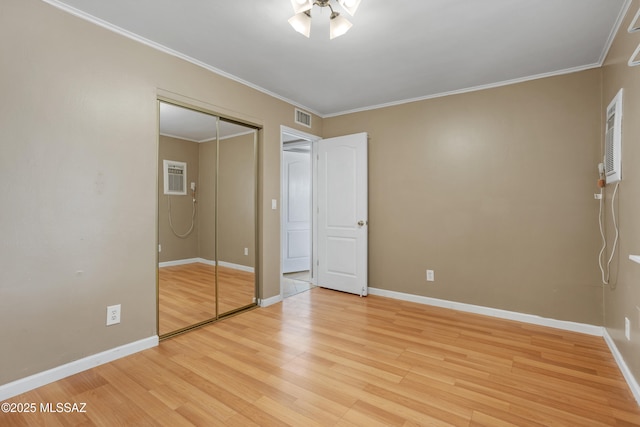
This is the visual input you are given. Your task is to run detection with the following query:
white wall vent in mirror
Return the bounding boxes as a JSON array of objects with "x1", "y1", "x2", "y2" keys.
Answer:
[
  {"x1": 295, "y1": 108, "x2": 312, "y2": 128},
  {"x1": 163, "y1": 160, "x2": 187, "y2": 195},
  {"x1": 605, "y1": 89, "x2": 623, "y2": 184}
]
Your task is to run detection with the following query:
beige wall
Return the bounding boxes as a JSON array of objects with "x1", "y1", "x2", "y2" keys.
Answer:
[
  {"x1": 158, "y1": 133, "x2": 255, "y2": 267},
  {"x1": 218, "y1": 133, "x2": 257, "y2": 268},
  {"x1": 0, "y1": 0, "x2": 320, "y2": 385},
  {"x1": 602, "y1": 0, "x2": 640, "y2": 388},
  {"x1": 198, "y1": 141, "x2": 217, "y2": 262},
  {"x1": 158, "y1": 135, "x2": 200, "y2": 262},
  {"x1": 324, "y1": 69, "x2": 604, "y2": 325}
]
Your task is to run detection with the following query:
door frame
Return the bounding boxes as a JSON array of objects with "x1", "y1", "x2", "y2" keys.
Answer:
[{"x1": 280, "y1": 126, "x2": 320, "y2": 297}]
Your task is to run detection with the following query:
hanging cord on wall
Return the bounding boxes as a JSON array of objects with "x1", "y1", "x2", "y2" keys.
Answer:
[
  {"x1": 598, "y1": 187, "x2": 607, "y2": 283},
  {"x1": 167, "y1": 189, "x2": 197, "y2": 239},
  {"x1": 598, "y1": 181, "x2": 620, "y2": 285}
]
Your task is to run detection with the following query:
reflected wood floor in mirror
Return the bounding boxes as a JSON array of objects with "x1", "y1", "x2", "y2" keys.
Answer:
[
  {"x1": 159, "y1": 263, "x2": 254, "y2": 336},
  {"x1": 216, "y1": 265, "x2": 255, "y2": 315},
  {"x1": 3, "y1": 287, "x2": 640, "y2": 426}
]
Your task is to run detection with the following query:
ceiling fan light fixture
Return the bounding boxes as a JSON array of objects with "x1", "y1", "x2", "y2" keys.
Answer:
[
  {"x1": 337, "y1": 0, "x2": 362, "y2": 16},
  {"x1": 289, "y1": 12, "x2": 312, "y2": 38},
  {"x1": 329, "y1": 12, "x2": 352, "y2": 39},
  {"x1": 290, "y1": 0, "x2": 313, "y2": 14},
  {"x1": 289, "y1": 0, "x2": 361, "y2": 39}
]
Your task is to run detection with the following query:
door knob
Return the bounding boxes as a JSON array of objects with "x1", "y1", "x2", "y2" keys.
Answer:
[{"x1": 357, "y1": 220, "x2": 367, "y2": 226}]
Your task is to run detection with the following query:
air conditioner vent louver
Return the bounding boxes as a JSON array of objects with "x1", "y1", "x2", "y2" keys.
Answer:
[
  {"x1": 168, "y1": 168, "x2": 184, "y2": 192},
  {"x1": 163, "y1": 160, "x2": 187, "y2": 195},
  {"x1": 605, "y1": 117, "x2": 615, "y2": 174},
  {"x1": 295, "y1": 108, "x2": 312, "y2": 128}
]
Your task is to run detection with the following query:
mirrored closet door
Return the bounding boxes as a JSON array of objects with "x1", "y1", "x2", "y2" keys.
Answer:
[{"x1": 157, "y1": 100, "x2": 258, "y2": 338}]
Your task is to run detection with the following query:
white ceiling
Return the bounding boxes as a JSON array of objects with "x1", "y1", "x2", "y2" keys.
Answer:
[
  {"x1": 159, "y1": 102, "x2": 255, "y2": 142},
  {"x1": 48, "y1": 0, "x2": 629, "y2": 117}
]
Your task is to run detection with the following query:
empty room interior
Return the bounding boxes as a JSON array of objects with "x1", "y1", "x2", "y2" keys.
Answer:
[{"x1": 3, "y1": 0, "x2": 640, "y2": 425}]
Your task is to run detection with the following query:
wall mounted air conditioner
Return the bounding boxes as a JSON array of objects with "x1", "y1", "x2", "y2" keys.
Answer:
[
  {"x1": 163, "y1": 160, "x2": 187, "y2": 195},
  {"x1": 605, "y1": 89, "x2": 623, "y2": 184}
]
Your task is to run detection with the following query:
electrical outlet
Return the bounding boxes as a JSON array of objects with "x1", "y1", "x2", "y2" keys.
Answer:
[
  {"x1": 426, "y1": 270, "x2": 435, "y2": 282},
  {"x1": 106, "y1": 304, "x2": 121, "y2": 326},
  {"x1": 244, "y1": 247, "x2": 249, "y2": 256},
  {"x1": 158, "y1": 244, "x2": 162, "y2": 253},
  {"x1": 625, "y1": 317, "x2": 631, "y2": 341}
]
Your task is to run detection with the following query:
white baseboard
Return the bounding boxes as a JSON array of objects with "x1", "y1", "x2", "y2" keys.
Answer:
[
  {"x1": 368, "y1": 287, "x2": 603, "y2": 336},
  {"x1": 218, "y1": 260, "x2": 254, "y2": 273},
  {"x1": 0, "y1": 336, "x2": 158, "y2": 402},
  {"x1": 159, "y1": 258, "x2": 216, "y2": 268},
  {"x1": 259, "y1": 294, "x2": 282, "y2": 308},
  {"x1": 603, "y1": 329, "x2": 640, "y2": 405},
  {"x1": 159, "y1": 258, "x2": 200, "y2": 268},
  {"x1": 159, "y1": 259, "x2": 251, "y2": 272}
]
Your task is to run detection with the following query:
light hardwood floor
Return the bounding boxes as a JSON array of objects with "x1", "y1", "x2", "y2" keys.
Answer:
[
  {"x1": 2, "y1": 288, "x2": 640, "y2": 426},
  {"x1": 159, "y1": 263, "x2": 255, "y2": 335}
]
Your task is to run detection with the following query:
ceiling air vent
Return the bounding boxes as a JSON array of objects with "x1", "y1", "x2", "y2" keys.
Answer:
[{"x1": 295, "y1": 108, "x2": 312, "y2": 128}]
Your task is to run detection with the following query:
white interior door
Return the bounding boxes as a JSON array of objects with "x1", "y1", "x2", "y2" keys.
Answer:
[
  {"x1": 317, "y1": 132, "x2": 368, "y2": 296},
  {"x1": 282, "y1": 150, "x2": 311, "y2": 273}
]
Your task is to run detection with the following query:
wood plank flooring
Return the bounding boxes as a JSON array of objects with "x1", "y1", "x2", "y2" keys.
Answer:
[
  {"x1": 2, "y1": 287, "x2": 640, "y2": 426},
  {"x1": 159, "y1": 263, "x2": 255, "y2": 335},
  {"x1": 216, "y1": 266, "x2": 256, "y2": 314}
]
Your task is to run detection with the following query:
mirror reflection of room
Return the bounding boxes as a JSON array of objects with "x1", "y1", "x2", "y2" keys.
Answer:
[
  {"x1": 157, "y1": 101, "x2": 257, "y2": 337},
  {"x1": 281, "y1": 134, "x2": 314, "y2": 298},
  {"x1": 216, "y1": 131, "x2": 256, "y2": 314}
]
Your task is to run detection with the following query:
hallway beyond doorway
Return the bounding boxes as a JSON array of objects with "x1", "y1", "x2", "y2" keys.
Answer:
[{"x1": 282, "y1": 271, "x2": 313, "y2": 298}]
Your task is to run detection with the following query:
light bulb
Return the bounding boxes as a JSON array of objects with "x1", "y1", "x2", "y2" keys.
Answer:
[
  {"x1": 337, "y1": 0, "x2": 361, "y2": 16},
  {"x1": 329, "y1": 13, "x2": 352, "y2": 39},
  {"x1": 290, "y1": 0, "x2": 313, "y2": 14},
  {"x1": 289, "y1": 12, "x2": 312, "y2": 38}
]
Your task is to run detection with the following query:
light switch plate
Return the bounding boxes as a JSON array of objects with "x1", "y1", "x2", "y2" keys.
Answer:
[{"x1": 625, "y1": 317, "x2": 631, "y2": 341}]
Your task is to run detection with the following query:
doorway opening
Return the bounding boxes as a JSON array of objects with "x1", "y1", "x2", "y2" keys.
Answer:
[
  {"x1": 281, "y1": 127, "x2": 318, "y2": 298},
  {"x1": 280, "y1": 127, "x2": 369, "y2": 299}
]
